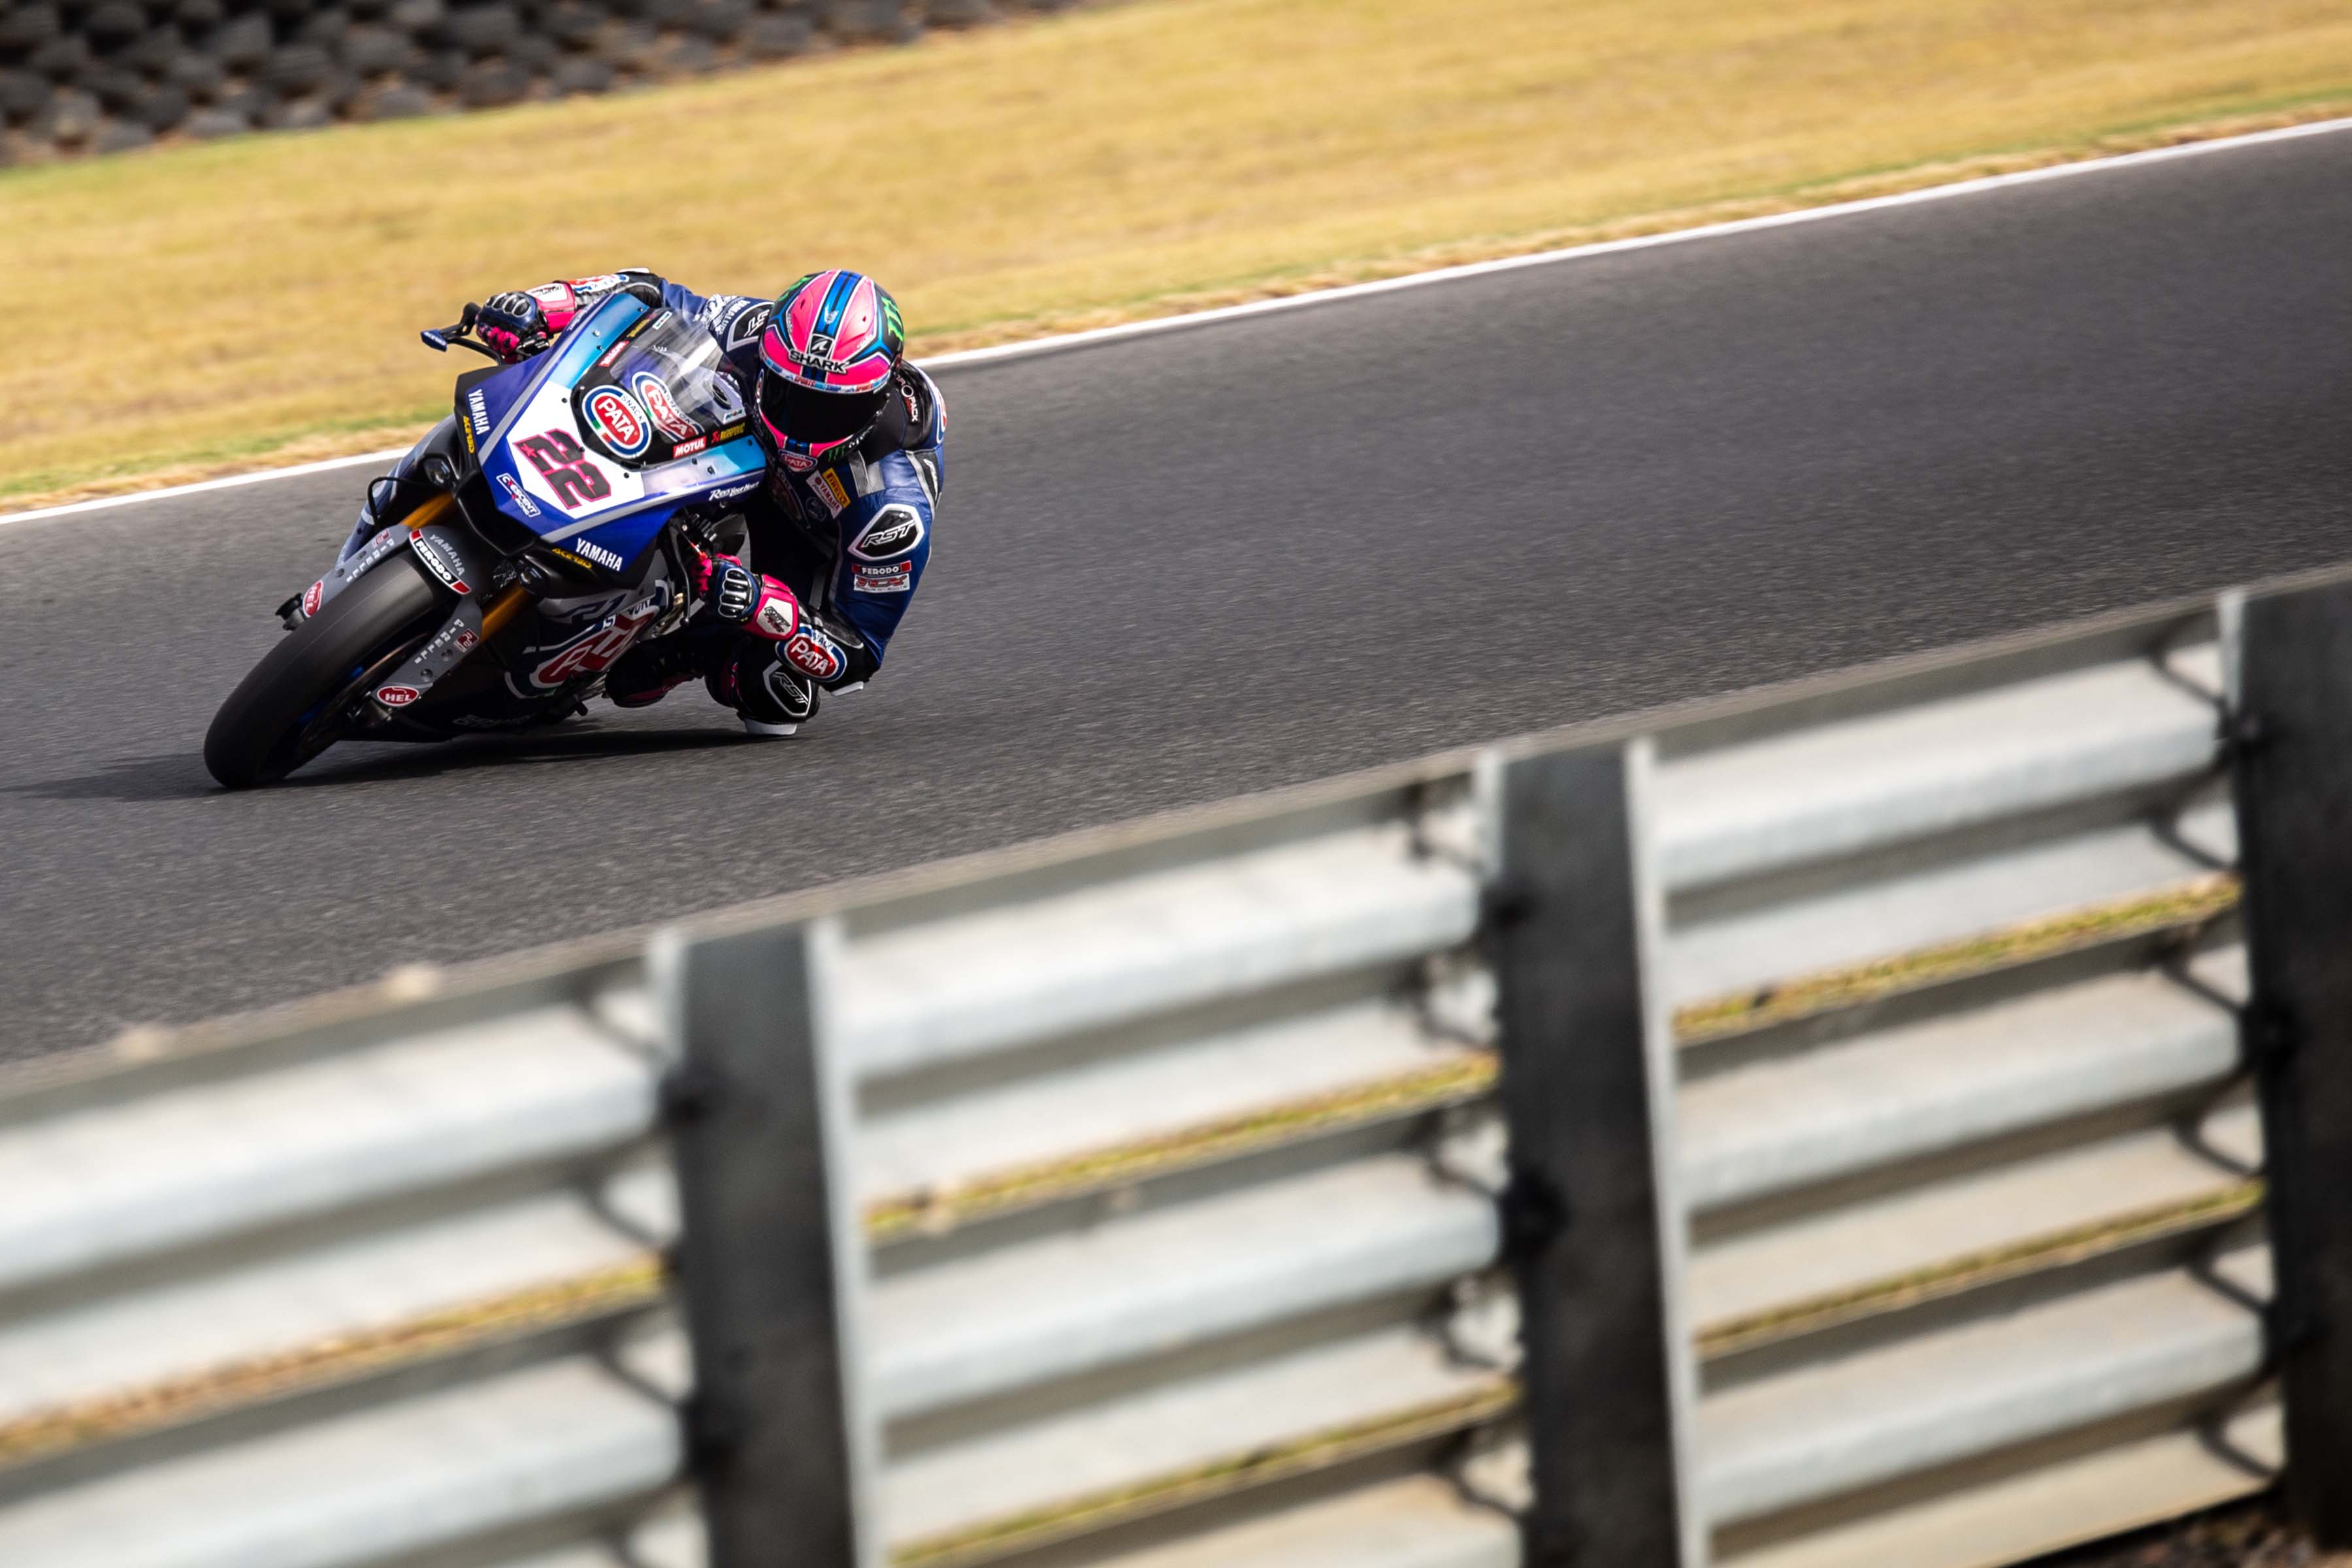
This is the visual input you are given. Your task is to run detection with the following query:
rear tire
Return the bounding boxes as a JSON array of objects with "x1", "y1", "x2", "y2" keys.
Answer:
[{"x1": 204, "y1": 559, "x2": 443, "y2": 789}]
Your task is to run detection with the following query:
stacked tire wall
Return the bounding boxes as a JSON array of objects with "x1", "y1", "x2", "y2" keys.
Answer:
[{"x1": 0, "y1": 0, "x2": 1075, "y2": 161}]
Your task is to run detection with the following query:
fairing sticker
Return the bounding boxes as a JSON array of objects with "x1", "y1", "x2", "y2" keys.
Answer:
[{"x1": 472, "y1": 292, "x2": 769, "y2": 546}]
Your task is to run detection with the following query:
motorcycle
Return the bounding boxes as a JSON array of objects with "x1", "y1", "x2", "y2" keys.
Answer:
[{"x1": 204, "y1": 289, "x2": 768, "y2": 788}]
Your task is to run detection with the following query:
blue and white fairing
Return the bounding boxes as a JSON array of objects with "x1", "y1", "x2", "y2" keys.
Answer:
[{"x1": 465, "y1": 292, "x2": 766, "y2": 572}]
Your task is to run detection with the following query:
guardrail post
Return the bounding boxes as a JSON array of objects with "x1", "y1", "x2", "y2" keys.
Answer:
[
  {"x1": 2227, "y1": 583, "x2": 2352, "y2": 1546},
  {"x1": 1490, "y1": 738, "x2": 1704, "y2": 1567},
  {"x1": 656, "y1": 920, "x2": 881, "y2": 1568}
]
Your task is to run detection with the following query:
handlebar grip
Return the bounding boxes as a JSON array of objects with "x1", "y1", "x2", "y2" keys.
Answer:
[{"x1": 477, "y1": 303, "x2": 532, "y2": 336}]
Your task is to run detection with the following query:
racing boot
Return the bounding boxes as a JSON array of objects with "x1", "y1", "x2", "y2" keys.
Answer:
[
  {"x1": 713, "y1": 638, "x2": 821, "y2": 737},
  {"x1": 606, "y1": 630, "x2": 725, "y2": 710}
]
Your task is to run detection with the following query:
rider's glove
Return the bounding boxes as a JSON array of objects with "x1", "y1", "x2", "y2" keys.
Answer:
[
  {"x1": 706, "y1": 555, "x2": 758, "y2": 623},
  {"x1": 480, "y1": 291, "x2": 552, "y2": 361},
  {"x1": 694, "y1": 547, "x2": 800, "y2": 642}
]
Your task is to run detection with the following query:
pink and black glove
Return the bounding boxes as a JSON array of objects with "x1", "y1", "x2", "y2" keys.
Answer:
[
  {"x1": 694, "y1": 547, "x2": 801, "y2": 642},
  {"x1": 479, "y1": 291, "x2": 554, "y2": 361}
]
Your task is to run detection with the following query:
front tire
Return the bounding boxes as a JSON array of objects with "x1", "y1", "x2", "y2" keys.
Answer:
[{"x1": 204, "y1": 560, "x2": 443, "y2": 789}]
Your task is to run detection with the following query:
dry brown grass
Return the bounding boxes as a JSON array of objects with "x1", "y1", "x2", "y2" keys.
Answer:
[{"x1": 7, "y1": 0, "x2": 2352, "y2": 509}]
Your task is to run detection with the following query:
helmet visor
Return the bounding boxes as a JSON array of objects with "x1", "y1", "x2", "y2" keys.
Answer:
[{"x1": 759, "y1": 373, "x2": 887, "y2": 447}]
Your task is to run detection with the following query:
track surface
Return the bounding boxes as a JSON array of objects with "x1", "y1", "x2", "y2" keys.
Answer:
[{"x1": 7, "y1": 127, "x2": 2351, "y2": 1056}]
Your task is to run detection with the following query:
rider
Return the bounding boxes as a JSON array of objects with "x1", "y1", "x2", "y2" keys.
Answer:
[{"x1": 362, "y1": 266, "x2": 942, "y2": 737}]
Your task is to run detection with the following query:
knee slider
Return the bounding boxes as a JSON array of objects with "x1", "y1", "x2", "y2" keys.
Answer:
[{"x1": 730, "y1": 641, "x2": 821, "y2": 727}]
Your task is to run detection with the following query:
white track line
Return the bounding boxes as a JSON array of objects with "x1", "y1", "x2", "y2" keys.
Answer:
[
  {"x1": 8, "y1": 112, "x2": 2348, "y2": 532},
  {"x1": 3, "y1": 446, "x2": 413, "y2": 529}
]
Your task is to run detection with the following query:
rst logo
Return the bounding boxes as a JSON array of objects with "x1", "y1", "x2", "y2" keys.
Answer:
[{"x1": 850, "y1": 506, "x2": 923, "y2": 561}]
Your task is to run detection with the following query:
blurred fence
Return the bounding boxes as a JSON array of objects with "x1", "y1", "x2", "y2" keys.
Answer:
[
  {"x1": 4, "y1": 566, "x2": 2352, "y2": 1567},
  {"x1": 0, "y1": 0, "x2": 1075, "y2": 160}
]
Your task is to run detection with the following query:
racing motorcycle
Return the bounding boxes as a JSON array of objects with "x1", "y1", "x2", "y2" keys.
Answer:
[{"x1": 204, "y1": 289, "x2": 768, "y2": 788}]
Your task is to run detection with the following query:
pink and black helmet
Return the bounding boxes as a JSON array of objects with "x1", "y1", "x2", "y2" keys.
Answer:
[{"x1": 755, "y1": 269, "x2": 907, "y2": 471}]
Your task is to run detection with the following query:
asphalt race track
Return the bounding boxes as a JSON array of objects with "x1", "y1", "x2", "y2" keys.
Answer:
[{"x1": 6, "y1": 126, "x2": 2351, "y2": 1057}]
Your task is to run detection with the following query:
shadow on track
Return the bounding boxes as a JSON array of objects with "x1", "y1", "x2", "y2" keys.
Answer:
[{"x1": 12, "y1": 724, "x2": 772, "y2": 802}]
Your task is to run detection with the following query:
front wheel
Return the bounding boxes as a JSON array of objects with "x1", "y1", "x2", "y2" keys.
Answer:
[{"x1": 204, "y1": 559, "x2": 444, "y2": 789}]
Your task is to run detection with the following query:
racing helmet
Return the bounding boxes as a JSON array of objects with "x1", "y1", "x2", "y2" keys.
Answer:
[{"x1": 754, "y1": 269, "x2": 906, "y2": 472}]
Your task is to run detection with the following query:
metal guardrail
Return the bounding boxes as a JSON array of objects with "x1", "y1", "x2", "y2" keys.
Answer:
[{"x1": 5, "y1": 570, "x2": 2351, "y2": 1567}]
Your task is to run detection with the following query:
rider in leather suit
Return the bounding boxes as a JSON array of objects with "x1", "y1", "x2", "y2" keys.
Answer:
[{"x1": 355, "y1": 266, "x2": 941, "y2": 737}]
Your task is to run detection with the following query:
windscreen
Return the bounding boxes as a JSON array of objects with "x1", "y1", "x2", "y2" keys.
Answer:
[{"x1": 572, "y1": 310, "x2": 748, "y2": 466}]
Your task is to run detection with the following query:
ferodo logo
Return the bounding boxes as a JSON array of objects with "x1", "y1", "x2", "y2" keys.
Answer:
[
  {"x1": 408, "y1": 530, "x2": 470, "y2": 595},
  {"x1": 376, "y1": 685, "x2": 422, "y2": 708}
]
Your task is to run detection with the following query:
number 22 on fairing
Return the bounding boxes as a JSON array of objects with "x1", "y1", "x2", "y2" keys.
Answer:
[
  {"x1": 504, "y1": 383, "x2": 647, "y2": 521},
  {"x1": 514, "y1": 430, "x2": 610, "y2": 509}
]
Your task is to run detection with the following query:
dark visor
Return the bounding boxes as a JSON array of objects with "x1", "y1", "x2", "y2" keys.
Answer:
[{"x1": 760, "y1": 373, "x2": 887, "y2": 446}]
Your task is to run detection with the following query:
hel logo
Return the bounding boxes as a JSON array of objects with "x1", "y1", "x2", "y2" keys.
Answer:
[
  {"x1": 570, "y1": 534, "x2": 627, "y2": 572},
  {"x1": 581, "y1": 385, "x2": 651, "y2": 458},
  {"x1": 631, "y1": 373, "x2": 700, "y2": 442},
  {"x1": 376, "y1": 685, "x2": 422, "y2": 708},
  {"x1": 301, "y1": 580, "x2": 325, "y2": 618}
]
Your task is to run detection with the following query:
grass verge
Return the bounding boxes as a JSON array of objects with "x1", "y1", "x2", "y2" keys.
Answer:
[{"x1": 7, "y1": 0, "x2": 2352, "y2": 510}]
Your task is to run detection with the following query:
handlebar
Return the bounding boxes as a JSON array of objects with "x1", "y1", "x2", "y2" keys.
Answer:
[{"x1": 420, "y1": 301, "x2": 539, "y2": 361}]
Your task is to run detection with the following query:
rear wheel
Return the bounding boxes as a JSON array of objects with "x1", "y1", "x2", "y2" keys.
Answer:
[{"x1": 204, "y1": 559, "x2": 444, "y2": 789}]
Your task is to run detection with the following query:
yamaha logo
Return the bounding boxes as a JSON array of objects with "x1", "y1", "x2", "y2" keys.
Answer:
[{"x1": 570, "y1": 534, "x2": 627, "y2": 571}]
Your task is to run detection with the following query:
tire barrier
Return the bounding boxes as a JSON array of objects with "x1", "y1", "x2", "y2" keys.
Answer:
[{"x1": 0, "y1": 0, "x2": 1081, "y2": 162}]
